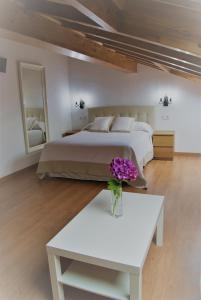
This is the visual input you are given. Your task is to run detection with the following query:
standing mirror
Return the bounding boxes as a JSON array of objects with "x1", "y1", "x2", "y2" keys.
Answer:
[{"x1": 19, "y1": 62, "x2": 49, "y2": 153}]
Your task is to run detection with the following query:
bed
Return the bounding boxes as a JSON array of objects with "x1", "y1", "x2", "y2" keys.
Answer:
[
  {"x1": 26, "y1": 107, "x2": 47, "y2": 147},
  {"x1": 37, "y1": 106, "x2": 155, "y2": 188}
]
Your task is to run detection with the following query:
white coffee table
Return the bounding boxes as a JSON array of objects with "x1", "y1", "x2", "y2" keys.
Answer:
[{"x1": 47, "y1": 190, "x2": 164, "y2": 300}]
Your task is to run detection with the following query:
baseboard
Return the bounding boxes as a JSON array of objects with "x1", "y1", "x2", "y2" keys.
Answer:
[{"x1": 174, "y1": 152, "x2": 201, "y2": 156}]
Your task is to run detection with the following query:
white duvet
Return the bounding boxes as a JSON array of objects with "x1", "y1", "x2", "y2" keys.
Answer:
[
  {"x1": 28, "y1": 129, "x2": 44, "y2": 147},
  {"x1": 40, "y1": 131, "x2": 152, "y2": 164},
  {"x1": 38, "y1": 131, "x2": 153, "y2": 187}
]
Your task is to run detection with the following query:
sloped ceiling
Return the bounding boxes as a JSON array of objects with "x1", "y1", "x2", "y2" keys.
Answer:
[{"x1": 1, "y1": 0, "x2": 201, "y2": 82}]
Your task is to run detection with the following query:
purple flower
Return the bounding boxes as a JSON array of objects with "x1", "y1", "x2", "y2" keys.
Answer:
[{"x1": 110, "y1": 157, "x2": 138, "y2": 182}]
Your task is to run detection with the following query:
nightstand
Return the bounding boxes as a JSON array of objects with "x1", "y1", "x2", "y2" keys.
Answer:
[
  {"x1": 62, "y1": 130, "x2": 80, "y2": 137},
  {"x1": 153, "y1": 131, "x2": 175, "y2": 160}
]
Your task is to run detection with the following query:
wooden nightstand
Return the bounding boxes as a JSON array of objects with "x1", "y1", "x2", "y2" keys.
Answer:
[
  {"x1": 62, "y1": 130, "x2": 80, "y2": 137},
  {"x1": 153, "y1": 131, "x2": 175, "y2": 160}
]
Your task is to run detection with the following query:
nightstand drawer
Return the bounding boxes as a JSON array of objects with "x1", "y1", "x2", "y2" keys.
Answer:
[
  {"x1": 154, "y1": 147, "x2": 174, "y2": 160},
  {"x1": 153, "y1": 135, "x2": 174, "y2": 147}
]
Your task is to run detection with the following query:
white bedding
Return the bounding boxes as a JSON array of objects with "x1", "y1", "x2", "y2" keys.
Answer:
[
  {"x1": 28, "y1": 129, "x2": 44, "y2": 147},
  {"x1": 37, "y1": 131, "x2": 153, "y2": 187},
  {"x1": 41, "y1": 131, "x2": 152, "y2": 164}
]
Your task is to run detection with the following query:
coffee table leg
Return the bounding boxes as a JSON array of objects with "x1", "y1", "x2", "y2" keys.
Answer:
[
  {"x1": 156, "y1": 206, "x2": 164, "y2": 246},
  {"x1": 130, "y1": 271, "x2": 142, "y2": 300},
  {"x1": 48, "y1": 254, "x2": 65, "y2": 300}
]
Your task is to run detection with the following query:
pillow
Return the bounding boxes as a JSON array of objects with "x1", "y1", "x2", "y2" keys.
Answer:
[
  {"x1": 132, "y1": 121, "x2": 153, "y2": 135},
  {"x1": 32, "y1": 120, "x2": 46, "y2": 132},
  {"x1": 89, "y1": 116, "x2": 114, "y2": 132},
  {"x1": 26, "y1": 117, "x2": 37, "y2": 130},
  {"x1": 110, "y1": 117, "x2": 134, "y2": 132}
]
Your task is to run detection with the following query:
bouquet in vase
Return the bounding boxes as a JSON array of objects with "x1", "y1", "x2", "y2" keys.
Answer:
[{"x1": 108, "y1": 157, "x2": 138, "y2": 217}]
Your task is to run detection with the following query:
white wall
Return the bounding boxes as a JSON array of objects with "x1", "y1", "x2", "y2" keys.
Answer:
[
  {"x1": 0, "y1": 37, "x2": 72, "y2": 177},
  {"x1": 69, "y1": 59, "x2": 201, "y2": 153}
]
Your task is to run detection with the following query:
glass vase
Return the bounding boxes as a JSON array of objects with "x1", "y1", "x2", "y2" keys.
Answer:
[{"x1": 110, "y1": 186, "x2": 123, "y2": 217}]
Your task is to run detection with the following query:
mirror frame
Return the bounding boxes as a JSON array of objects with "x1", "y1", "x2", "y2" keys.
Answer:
[{"x1": 18, "y1": 62, "x2": 49, "y2": 154}]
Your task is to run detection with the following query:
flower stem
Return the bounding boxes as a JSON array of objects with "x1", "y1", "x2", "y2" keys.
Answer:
[{"x1": 112, "y1": 186, "x2": 122, "y2": 216}]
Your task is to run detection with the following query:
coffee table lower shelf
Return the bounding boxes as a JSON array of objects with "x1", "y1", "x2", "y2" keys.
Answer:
[{"x1": 59, "y1": 261, "x2": 130, "y2": 300}]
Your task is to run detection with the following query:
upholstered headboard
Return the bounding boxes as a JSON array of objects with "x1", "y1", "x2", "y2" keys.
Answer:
[
  {"x1": 88, "y1": 106, "x2": 155, "y2": 128},
  {"x1": 25, "y1": 107, "x2": 45, "y2": 121}
]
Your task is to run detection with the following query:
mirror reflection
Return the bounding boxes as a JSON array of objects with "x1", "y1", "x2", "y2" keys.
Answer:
[{"x1": 19, "y1": 63, "x2": 49, "y2": 153}]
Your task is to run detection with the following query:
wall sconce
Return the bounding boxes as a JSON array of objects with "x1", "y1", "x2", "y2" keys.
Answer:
[
  {"x1": 159, "y1": 95, "x2": 172, "y2": 107},
  {"x1": 75, "y1": 99, "x2": 85, "y2": 109}
]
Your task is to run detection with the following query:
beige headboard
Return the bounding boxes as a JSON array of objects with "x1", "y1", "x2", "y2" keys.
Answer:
[
  {"x1": 88, "y1": 106, "x2": 155, "y2": 128},
  {"x1": 25, "y1": 107, "x2": 45, "y2": 121}
]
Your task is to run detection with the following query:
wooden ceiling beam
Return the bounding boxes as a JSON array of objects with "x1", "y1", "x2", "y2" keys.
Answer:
[
  {"x1": 18, "y1": 1, "x2": 201, "y2": 67},
  {"x1": 24, "y1": 0, "x2": 99, "y2": 27},
  {"x1": 0, "y1": 1, "x2": 137, "y2": 73},
  {"x1": 169, "y1": 69, "x2": 201, "y2": 84},
  {"x1": 48, "y1": 0, "x2": 119, "y2": 31},
  {"x1": 87, "y1": 36, "x2": 201, "y2": 74},
  {"x1": 103, "y1": 45, "x2": 201, "y2": 77},
  {"x1": 61, "y1": 19, "x2": 201, "y2": 67},
  {"x1": 18, "y1": 0, "x2": 201, "y2": 69},
  {"x1": 90, "y1": 36, "x2": 197, "y2": 68},
  {"x1": 153, "y1": 62, "x2": 170, "y2": 73},
  {"x1": 110, "y1": 50, "x2": 160, "y2": 69},
  {"x1": 30, "y1": 0, "x2": 201, "y2": 59}
]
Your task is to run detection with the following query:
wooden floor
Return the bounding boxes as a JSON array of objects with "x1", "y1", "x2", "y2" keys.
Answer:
[{"x1": 0, "y1": 155, "x2": 200, "y2": 300}]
